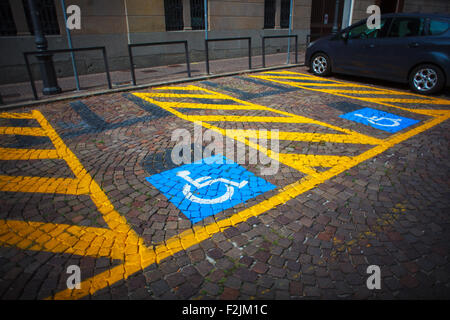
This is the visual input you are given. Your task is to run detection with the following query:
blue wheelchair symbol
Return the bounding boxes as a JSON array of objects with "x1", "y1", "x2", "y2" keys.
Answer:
[
  {"x1": 340, "y1": 107, "x2": 420, "y2": 133},
  {"x1": 145, "y1": 155, "x2": 276, "y2": 224}
]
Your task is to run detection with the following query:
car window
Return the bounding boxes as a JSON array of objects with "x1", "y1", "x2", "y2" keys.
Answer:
[
  {"x1": 388, "y1": 17, "x2": 425, "y2": 37},
  {"x1": 348, "y1": 19, "x2": 388, "y2": 39},
  {"x1": 429, "y1": 19, "x2": 449, "y2": 35}
]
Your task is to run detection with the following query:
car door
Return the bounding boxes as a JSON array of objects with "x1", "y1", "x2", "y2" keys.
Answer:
[
  {"x1": 369, "y1": 16, "x2": 427, "y2": 81},
  {"x1": 329, "y1": 19, "x2": 390, "y2": 76}
]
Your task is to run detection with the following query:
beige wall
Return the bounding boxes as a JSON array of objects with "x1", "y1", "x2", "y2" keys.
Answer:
[
  {"x1": 126, "y1": 0, "x2": 165, "y2": 33},
  {"x1": 209, "y1": 0, "x2": 265, "y2": 30},
  {"x1": 60, "y1": 0, "x2": 127, "y2": 35},
  {"x1": 293, "y1": 0, "x2": 312, "y2": 30}
]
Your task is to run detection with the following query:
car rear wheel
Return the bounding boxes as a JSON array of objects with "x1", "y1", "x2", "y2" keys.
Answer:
[
  {"x1": 409, "y1": 64, "x2": 445, "y2": 95},
  {"x1": 310, "y1": 53, "x2": 331, "y2": 76}
]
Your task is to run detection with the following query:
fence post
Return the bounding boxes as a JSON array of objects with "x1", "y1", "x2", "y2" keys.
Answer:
[
  {"x1": 248, "y1": 38, "x2": 252, "y2": 70},
  {"x1": 262, "y1": 37, "x2": 266, "y2": 68},
  {"x1": 24, "y1": 53, "x2": 39, "y2": 100},
  {"x1": 102, "y1": 47, "x2": 112, "y2": 89},
  {"x1": 184, "y1": 41, "x2": 191, "y2": 77},
  {"x1": 205, "y1": 40, "x2": 210, "y2": 74},
  {"x1": 128, "y1": 45, "x2": 137, "y2": 86}
]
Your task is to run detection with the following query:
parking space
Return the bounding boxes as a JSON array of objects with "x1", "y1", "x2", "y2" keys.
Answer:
[{"x1": 0, "y1": 66, "x2": 449, "y2": 299}]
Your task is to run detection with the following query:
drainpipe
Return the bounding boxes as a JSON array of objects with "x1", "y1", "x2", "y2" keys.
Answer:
[
  {"x1": 331, "y1": 0, "x2": 341, "y2": 35},
  {"x1": 204, "y1": 0, "x2": 208, "y2": 40},
  {"x1": 286, "y1": 0, "x2": 293, "y2": 64},
  {"x1": 60, "y1": 0, "x2": 80, "y2": 91}
]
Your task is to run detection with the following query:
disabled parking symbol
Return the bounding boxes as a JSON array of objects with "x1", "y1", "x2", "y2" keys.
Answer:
[
  {"x1": 340, "y1": 107, "x2": 420, "y2": 133},
  {"x1": 145, "y1": 155, "x2": 276, "y2": 224}
]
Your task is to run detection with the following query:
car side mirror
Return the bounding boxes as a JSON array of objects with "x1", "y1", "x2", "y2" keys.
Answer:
[{"x1": 341, "y1": 32, "x2": 349, "y2": 41}]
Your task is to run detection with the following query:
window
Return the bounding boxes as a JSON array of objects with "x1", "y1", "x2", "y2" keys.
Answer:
[
  {"x1": 348, "y1": 19, "x2": 388, "y2": 39},
  {"x1": 0, "y1": 0, "x2": 17, "y2": 36},
  {"x1": 264, "y1": 0, "x2": 275, "y2": 29},
  {"x1": 428, "y1": 19, "x2": 449, "y2": 35},
  {"x1": 280, "y1": 0, "x2": 291, "y2": 29},
  {"x1": 164, "y1": 0, "x2": 183, "y2": 31},
  {"x1": 388, "y1": 17, "x2": 425, "y2": 38},
  {"x1": 190, "y1": 0, "x2": 204, "y2": 30},
  {"x1": 23, "y1": 0, "x2": 60, "y2": 35}
]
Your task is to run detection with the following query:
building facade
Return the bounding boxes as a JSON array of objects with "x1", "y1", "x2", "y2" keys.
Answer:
[{"x1": 0, "y1": 0, "x2": 448, "y2": 84}]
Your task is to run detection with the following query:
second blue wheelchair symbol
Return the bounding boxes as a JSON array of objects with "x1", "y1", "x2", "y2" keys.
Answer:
[{"x1": 146, "y1": 155, "x2": 276, "y2": 224}]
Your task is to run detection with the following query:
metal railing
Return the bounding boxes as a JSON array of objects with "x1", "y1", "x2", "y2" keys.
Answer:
[
  {"x1": 23, "y1": 46, "x2": 111, "y2": 100},
  {"x1": 205, "y1": 37, "x2": 252, "y2": 74},
  {"x1": 128, "y1": 40, "x2": 191, "y2": 86},
  {"x1": 262, "y1": 34, "x2": 298, "y2": 68}
]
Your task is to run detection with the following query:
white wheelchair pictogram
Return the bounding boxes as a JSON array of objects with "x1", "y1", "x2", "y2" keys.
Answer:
[
  {"x1": 354, "y1": 113, "x2": 402, "y2": 127},
  {"x1": 176, "y1": 170, "x2": 248, "y2": 205}
]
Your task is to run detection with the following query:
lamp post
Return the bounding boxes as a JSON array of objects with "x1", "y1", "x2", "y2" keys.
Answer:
[
  {"x1": 331, "y1": 0, "x2": 341, "y2": 35},
  {"x1": 28, "y1": 0, "x2": 61, "y2": 95}
]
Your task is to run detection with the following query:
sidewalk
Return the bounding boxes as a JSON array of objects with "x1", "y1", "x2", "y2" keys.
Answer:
[{"x1": 0, "y1": 50, "x2": 305, "y2": 107}]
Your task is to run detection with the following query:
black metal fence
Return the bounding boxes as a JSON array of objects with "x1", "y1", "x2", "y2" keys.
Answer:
[
  {"x1": 205, "y1": 37, "x2": 252, "y2": 74},
  {"x1": 262, "y1": 35, "x2": 298, "y2": 68},
  {"x1": 23, "y1": 46, "x2": 111, "y2": 100},
  {"x1": 17, "y1": 35, "x2": 303, "y2": 103},
  {"x1": 128, "y1": 40, "x2": 191, "y2": 86}
]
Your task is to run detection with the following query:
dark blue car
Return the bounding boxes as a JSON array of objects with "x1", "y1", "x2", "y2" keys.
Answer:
[{"x1": 305, "y1": 13, "x2": 450, "y2": 94}]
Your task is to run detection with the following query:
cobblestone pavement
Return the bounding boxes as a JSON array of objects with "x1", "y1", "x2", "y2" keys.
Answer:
[{"x1": 0, "y1": 66, "x2": 449, "y2": 300}]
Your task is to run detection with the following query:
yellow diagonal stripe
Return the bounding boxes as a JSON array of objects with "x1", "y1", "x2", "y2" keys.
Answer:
[
  {"x1": 0, "y1": 219, "x2": 130, "y2": 260},
  {"x1": 0, "y1": 112, "x2": 34, "y2": 119},
  {"x1": 225, "y1": 129, "x2": 383, "y2": 145},
  {"x1": 0, "y1": 127, "x2": 46, "y2": 136},
  {"x1": 0, "y1": 148, "x2": 60, "y2": 160},
  {"x1": 0, "y1": 175, "x2": 88, "y2": 195}
]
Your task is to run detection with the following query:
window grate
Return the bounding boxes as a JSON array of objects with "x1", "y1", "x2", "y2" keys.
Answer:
[
  {"x1": 164, "y1": 0, "x2": 184, "y2": 31},
  {"x1": 0, "y1": 0, "x2": 17, "y2": 36},
  {"x1": 280, "y1": 0, "x2": 291, "y2": 29},
  {"x1": 264, "y1": 0, "x2": 275, "y2": 29},
  {"x1": 23, "y1": 0, "x2": 60, "y2": 35},
  {"x1": 190, "y1": 0, "x2": 204, "y2": 30}
]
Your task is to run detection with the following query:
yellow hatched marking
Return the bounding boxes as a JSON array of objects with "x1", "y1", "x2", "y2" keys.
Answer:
[
  {"x1": 0, "y1": 148, "x2": 59, "y2": 161},
  {"x1": 0, "y1": 127, "x2": 46, "y2": 136},
  {"x1": 134, "y1": 85, "x2": 385, "y2": 177},
  {"x1": 251, "y1": 71, "x2": 450, "y2": 112}
]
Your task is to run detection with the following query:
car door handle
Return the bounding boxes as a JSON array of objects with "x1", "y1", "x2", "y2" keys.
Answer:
[
  {"x1": 408, "y1": 42, "x2": 420, "y2": 48},
  {"x1": 366, "y1": 44, "x2": 375, "y2": 48}
]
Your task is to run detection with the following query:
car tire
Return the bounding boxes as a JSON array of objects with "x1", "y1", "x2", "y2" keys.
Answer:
[
  {"x1": 409, "y1": 64, "x2": 445, "y2": 95},
  {"x1": 310, "y1": 53, "x2": 331, "y2": 76}
]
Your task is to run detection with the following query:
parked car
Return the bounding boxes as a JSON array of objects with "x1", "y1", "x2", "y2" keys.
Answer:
[{"x1": 305, "y1": 13, "x2": 450, "y2": 94}]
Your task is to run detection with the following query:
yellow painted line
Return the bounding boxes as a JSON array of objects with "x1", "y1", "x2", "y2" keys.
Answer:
[
  {"x1": 0, "y1": 175, "x2": 88, "y2": 195},
  {"x1": 141, "y1": 93, "x2": 227, "y2": 99},
  {"x1": 0, "y1": 219, "x2": 130, "y2": 260},
  {"x1": 0, "y1": 112, "x2": 34, "y2": 119},
  {"x1": 224, "y1": 129, "x2": 383, "y2": 145},
  {"x1": 0, "y1": 127, "x2": 46, "y2": 136},
  {"x1": 317, "y1": 89, "x2": 403, "y2": 95},
  {"x1": 362, "y1": 98, "x2": 450, "y2": 105},
  {"x1": 0, "y1": 148, "x2": 60, "y2": 161},
  {"x1": 153, "y1": 101, "x2": 272, "y2": 111}
]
